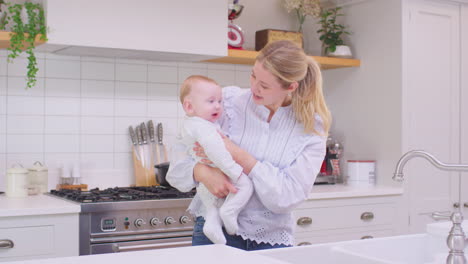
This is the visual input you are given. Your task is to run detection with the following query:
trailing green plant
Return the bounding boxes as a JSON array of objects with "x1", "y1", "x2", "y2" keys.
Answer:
[
  {"x1": 0, "y1": 2, "x2": 47, "y2": 89},
  {"x1": 317, "y1": 7, "x2": 350, "y2": 55}
]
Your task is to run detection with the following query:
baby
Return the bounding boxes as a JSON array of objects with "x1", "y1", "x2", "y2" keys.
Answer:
[{"x1": 179, "y1": 75, "x2": 253, "y2": 244}]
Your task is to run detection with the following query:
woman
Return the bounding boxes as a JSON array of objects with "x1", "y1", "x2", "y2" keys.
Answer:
[{"x1": 167, "y1": 40, "x2": 331, "y2": 251}]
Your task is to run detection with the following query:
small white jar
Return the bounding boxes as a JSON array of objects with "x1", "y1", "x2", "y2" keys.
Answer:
[
  {"x1": 29, "y1": 161, "x2": 49, "y2": 194},
  {"x1": 347, "y1": 160, "x2": 376, "y2": 186},
  {"x1": 6, "y1": 164, "x2": 29, "y2": 197}
]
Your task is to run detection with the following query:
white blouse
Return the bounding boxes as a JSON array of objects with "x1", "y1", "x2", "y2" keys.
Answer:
[{"x1": 166, "y1": 86, "x2": 326, "y2": 246}]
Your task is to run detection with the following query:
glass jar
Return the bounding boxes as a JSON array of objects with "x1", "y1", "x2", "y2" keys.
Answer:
[
  {"x1": 6, "y1": 164, "x2": 29, "y2": 197},
  {"x1": 28, "y1": 161, "x2": 48, "y2": 194}
]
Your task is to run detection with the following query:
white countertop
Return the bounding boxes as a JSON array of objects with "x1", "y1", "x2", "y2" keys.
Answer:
[
  {"x1": 308, "y1": 184, "x2": 403, "y2": 200},
  {"x1": 0, "y1": 193, "x2": 80, "y2": 217},
  {"x1": 1, "y1": 244, "x2": 288, "y2": 264}
]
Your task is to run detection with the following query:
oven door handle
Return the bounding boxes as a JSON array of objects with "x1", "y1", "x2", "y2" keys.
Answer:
[{"x1": 113, "y1": 241, "x2": 192, "y2": 252}]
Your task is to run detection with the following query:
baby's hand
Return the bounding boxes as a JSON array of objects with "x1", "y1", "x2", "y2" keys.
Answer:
[{"x1": 193, "y1": 142, "x2": 213, "y2": 165}]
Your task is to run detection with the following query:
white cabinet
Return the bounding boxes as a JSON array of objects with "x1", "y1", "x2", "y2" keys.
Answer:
[
  {"x1": 461, "y1": 4, "x2": 468, "y2": 218},
  {"x1": 402, "y1": 0, "x2": 467, "y2": 232},
  {"x1": 0, "y1": 213, "x2": 79, "y2": 262},
  {"x1": 292, "y1": 196, "x2": 400, "y2": 246},
  {"x1": 40, "y1": 0, "x2": 227, "y2": 61}
]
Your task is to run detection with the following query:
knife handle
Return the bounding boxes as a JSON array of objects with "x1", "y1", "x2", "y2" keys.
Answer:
[
  {"x1": 135, "y1": 125, "x2": 143, "y2": 145},
  {"x1": 157, "y1": 123, "x2": 163, "y2": 144},
  {"x1": 148, "y1": 120, "x2": 155, "y2": 143},
  {"x1": 140, "y1": 122, "x2": 148, "y2": 144},
  {"x1": 129, "y1": 126, "x2": 138, "y2": 146}
]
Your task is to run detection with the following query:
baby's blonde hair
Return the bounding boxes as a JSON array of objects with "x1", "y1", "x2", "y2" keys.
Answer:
[{"x1": 180, "y1": 75, "x2": 219, "y2": 104}]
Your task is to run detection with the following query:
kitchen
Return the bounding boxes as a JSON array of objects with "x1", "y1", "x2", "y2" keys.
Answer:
[{"x1": 1, "y1": 0, "x2": 468, "y2": 263}]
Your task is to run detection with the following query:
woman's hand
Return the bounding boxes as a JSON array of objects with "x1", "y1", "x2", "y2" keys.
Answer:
[
  {"x1": 193, "y1": 142, "x2": 213, "y2": 165},
  {"x1": 194, "y1": 163, "x2": 237, "y2": 198}
]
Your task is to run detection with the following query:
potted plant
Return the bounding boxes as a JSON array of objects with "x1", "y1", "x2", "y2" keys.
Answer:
[
  {"x1": 317, "y1": 7, "x2": 352, "y2": 58},
  {"x1": 0, "y1": 1, "x2": 47, "y2": 89}
]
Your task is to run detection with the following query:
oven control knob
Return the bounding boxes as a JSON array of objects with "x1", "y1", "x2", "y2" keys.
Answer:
[
  {"x1": 150, "y1": 218, "x2": 161, "y2": 227},
  {"x1": 165, "y1": 217, "x2": 175, "y2": 225},
  {"x1": 180, "y1": 216, "x2": 191, "y2": 224},
  {"x1": 134, "y1": 218, "x2": 145, "y2": 227}
]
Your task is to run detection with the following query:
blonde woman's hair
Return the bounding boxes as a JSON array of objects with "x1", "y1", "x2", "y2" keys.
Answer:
[
  {"x1": 256, "y1": 40, "x2": 331, "y2": 135},
  {"x1": 179, "y1": 75, "x2": 219, "y2": 104}
]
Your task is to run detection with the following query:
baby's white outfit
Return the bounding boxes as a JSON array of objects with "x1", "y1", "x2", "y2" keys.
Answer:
[{"x1": 181, "y1": 116, "x2": 253, "y2": 244}]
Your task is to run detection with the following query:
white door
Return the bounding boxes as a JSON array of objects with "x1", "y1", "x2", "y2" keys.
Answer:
[
  {"x1": 460, "y1": 3, "x2": 468, "y2": 217},
  {"x1": 404, "y1": 0, "x2": 461, "y2": 233}
]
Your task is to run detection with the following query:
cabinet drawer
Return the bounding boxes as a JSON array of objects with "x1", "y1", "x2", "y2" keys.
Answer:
[
  {"x1": 293, "y1": 204, "x2": 395, "y2": 232},
  {"x1": 294, "y1": 229, "x2": 394, "y2": 246},
  {"x1": 0, "y1": 226, "x2": 54, "y2": 258}
]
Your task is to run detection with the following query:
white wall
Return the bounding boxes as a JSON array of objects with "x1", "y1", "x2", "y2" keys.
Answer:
[
  {"x1": 0, "y1": 51, "x2": 251, "y2": 191},
  {"x1": 322, "y1": 0, "x2": 403, "y2": 186}
]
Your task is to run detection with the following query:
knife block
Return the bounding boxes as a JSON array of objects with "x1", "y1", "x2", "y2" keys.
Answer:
[{"x1": 132, "y1": 149, "x2": 158, "y2": 186}]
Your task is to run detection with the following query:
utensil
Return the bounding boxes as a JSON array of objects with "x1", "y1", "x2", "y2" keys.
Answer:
[
  {"x1": 157, "y1": 122, "x2": 168, "y2": 162},
  {"x1": 140, "y1": 122, "x2": 156, "y2": 186},
  {"x1": 148, "y1": 120, "x2": 161, "y2": 165},
  {"x1": 135, "y1": 125, "x2": 145, "y2": 169},
  {"x1": 128, "y1": 126, "x2": 141, "y2": 161}
]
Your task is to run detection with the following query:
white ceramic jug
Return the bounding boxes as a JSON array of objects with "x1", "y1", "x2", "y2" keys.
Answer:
[{"x1": 6, "y1": 164, "x2": 29, "y2": 197}]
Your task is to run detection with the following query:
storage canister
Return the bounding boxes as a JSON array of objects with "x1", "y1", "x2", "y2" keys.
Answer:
[
  {"x1": 29, "y1": 161, "x2": 49, "y2": 194},
  {"x1": 347, "y1": 160, "x2": 376, "y2": 186},
  {"x1": 6, "y1": 164, "x2": 29, "y2": 197}
]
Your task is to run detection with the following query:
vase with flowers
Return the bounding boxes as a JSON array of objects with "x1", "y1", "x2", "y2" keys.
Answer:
[{"x1": 284, "y1": 0, "x2": 321, "y2": 33}]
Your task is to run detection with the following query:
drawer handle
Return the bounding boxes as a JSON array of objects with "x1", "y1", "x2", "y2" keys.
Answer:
[
  {"x1": 361, "y1": 212, "x2": 374, "y2": 221},
  {"x1": 0, "y1": 239, "x2": 14, "y2": 249},
  {"x1": 361, "y1": 235, "x2": 374, "y2": 239},
  {"x1": 297, "y1": 217, "x2": 312, "y2": 226},
  {"x1": 298, "y1": 242, "x2": 312, "y2": 246}
]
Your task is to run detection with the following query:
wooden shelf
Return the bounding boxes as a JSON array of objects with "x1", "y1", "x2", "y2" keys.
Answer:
[
  {"x1": 0, "y1": 31, "x2": 46, "y2": 50},
  {"x1": 203, "y1": 49, "x2": 361, "y2": 70}
]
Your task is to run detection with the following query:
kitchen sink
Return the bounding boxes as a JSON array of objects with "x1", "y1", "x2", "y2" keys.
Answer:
[{"x1": 256, "y1": 222, "x2": 468, "y2": 264}]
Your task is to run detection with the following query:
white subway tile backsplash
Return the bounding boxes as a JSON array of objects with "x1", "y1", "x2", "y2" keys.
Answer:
[
  {"x1": 148, "y1": 83, "x2": 178, "y2": 100},
  {"x1": 82, "y1": 56, "x2": 115, "y2": 63},
  {"x1": 0, "y1": 96, "x2": 6, "y2": 114},
  {"x1": 82, "y1": 61, "x2": 115, "y2": 80},
  {"x1": 6, "y1": 153, "x2": 44, "y2": 168},
  {"x1": 7, "y1": 134, "x2": 44, "y2": 153},
  {"x1": 116, "y1": 64, "x2": 147, "y2": 82},
  {"x1": 0, "y1": 57, "x2": 7, "y2": 76},
  {"x1": 0, "y1": 154, "x2": 5, "y2": 191},
  {"x1": 208, "y1": 69, "x2": 236, "y2": 86},
  {"x1": 81, "y1": 98, "x2": 114, "y2": 116},
  {"x1": 8, "y1": 96, "x2": 44, "y2": 115},
  {"x1": 81, "y1": 135, "x2": 114, "y2": 153},
  {"x1": 148, "y1": 100, "x2": 178, "y2": 118},
  {"x1": 0, "y1": 134, "x2": 5, "y2": 153},
  {"x1": 0, "y1": 77, "x2": 6, "y2": 95},
  {"x1": 114, "y1": 117, "x2": 148, "y2": 135},
  {"x1": 45, "y1": 78, "x2": 81, "y2": 97},
  {"x1": 1, "y1": 56, "x2": 249, "y2": 188},
  {"x1": 82, "y1": 80, "x2": 115, "y2": 99},
  {"x1": 81, "y1": 117, "x2": 114, "y2": 134},
  {"x1": 44, "y1": 153, "x2": 80, "y2": 169},
  {"x1": 114, "y1": 153, "x2": 133, "y2": 171},
  {"x1": 114, "y1": 135, "x2": 132, "y2": 152},
  {"x1": 45, "y1": 135, "x2": 80, "y2": 153},
  {"x1": 45, "y1": 116, "x2": 80, "y2": 134},
  {"x1": 45, "y1": 97, "x2": 80, "y2": 116},
  {"x1": 46, "y1": 60, "x2": 80, "y2": 79},
  {"x1": 8, "y1": 77, "x2": 45, "y2": 96},
  {"x1": 178, "y1": 67, "x2": 208, "y2": 83},
  {"x1": 0, "y1": 116, "x2": 5, "y2": 133},
  {"x1": 7, "y1": 116, "x2": 44, "y2": 134},
  {"x1": 235, "y1": 70, "x2": 251, "y2": 88},
  {"x1": 115, "y1": 81, "x2": 147, "y2": 99},
  {"x1": 45, "y1": 53, "x2": 80, "y2": 61},
  {"x1": 7, "y1": 58, "x2": 45, "y2": 78},
  {"x1": 148, "y1": 65, "x2": 178, "y2": 84},
  {"x1": 80, "y1": 153, "x2": 114, "y2": 170},
  {"x1": 114, "y1": 99, "x2": 147, "y2": 117}
]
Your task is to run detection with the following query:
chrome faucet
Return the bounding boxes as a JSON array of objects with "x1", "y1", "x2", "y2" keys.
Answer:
[{"x1": 393, "y1": 150, "x2": 468, "y2": 264}]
